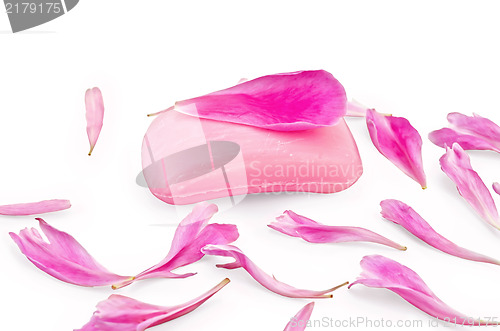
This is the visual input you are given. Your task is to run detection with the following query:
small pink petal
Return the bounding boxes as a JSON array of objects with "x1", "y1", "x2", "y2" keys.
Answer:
[
  {"x1": 366, "y1": 109, "x2": 427, "y2": 188},
  {"x1": 10, "y1": 218, "x2": 130, "y2": 286},
  {"x1": 85, "y1": 87, "x2": 104, "y2": 156},
  {"x1": 345, "y1": 99, "x2": 371, "y2": 117},
  {"x1": 76, "y1": 278, "x2": 230, "y2": 331},
  {"x1": 440, "y1": 143, "x2": 500, "y2": 230},
  {"x1": 112, "y1": 202, "x2": 239, "y2": 288},
  {"x1": 429, "y1": 113, "x2": 500, "y2": 153},
  {"x1": 201, "y1": 244, "x2": 348, "y2": 299},
  {"x1": 429, "y1": 128, "x2": 500, "y2": 153},
  {"x1": 381, "y1": 199, "x2": 500, "y2": 265},
  {"x1": 0, "y1": 199, "x2": 70, "y2": 216},
  {"x1": 284, "y1": 302, "x2": 315, "y2": 331},
  {"x1": 349, "y1": 255, "x2": 494, "y2": 325},
  {"x1": 269, "y1": 210, "x2": 406, "y2": 250},
  {"x1": 153, "y1": 70, "x2": 347, "y2": 131},
  {"x1": 494, "y1": 182, "x2": 500, "y2": 196}
]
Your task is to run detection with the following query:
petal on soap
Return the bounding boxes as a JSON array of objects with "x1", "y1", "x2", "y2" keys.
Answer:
[
  {"x1": 201, "y1": 244, "x2": 348, "y2": 299},
  {"x1": 440, "y1": 143, "x2": 500, "y2": 230},
  {"x1": 429, "y1": 113, "x2": 500, "y2": 153},
  {"x1": 76, "y1": 278, "x2": 230, "y2": 331},
  {"x1": 284, "y1": 302, "x2": 315, "y2": 331},
  {"x1": 494, "y1": 182, "x2": 500, "y2": 196},
  {"x1": 380, "y1": 199, "x2": 500, "y2": 265},
  {"x1": 0, "y1": 199, "x2": 71, "y2": 216},
  {"x1": 153, "y1": 70, "x2": 347, "y2": 131},
  {"x1": 85, "y1": 87, "x2": 104, "y2": 156},
  {"x1": 113, "y1": 202, "x2": 239, "y2": 289},
  {"x1": 10, "y1": 218, "x2": 130, "y2": 286},
  {"x1": 366, "y1": 109, "x2": 427, "y2": 188},
  {"x1": 269, "y1": 210, "x2": 406, "y2": 250},
  {"x1": 349, "y1": 255, "x2": 494, "y2": 325}
]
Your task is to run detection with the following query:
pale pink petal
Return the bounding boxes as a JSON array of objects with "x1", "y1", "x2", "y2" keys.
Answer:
[
  {"x1": 201, "y1": 244, "x2": 348, "y2": 299},
  {"x1": 349, "y1": 255, "x2": 494, "y2": 325},
  {"x1": 85, "y1": 87, "x2": 104, "y2": 156},
  {"x1": 494, "y1": 182, "x2": 500, "y2": 196},
  {"x1": 112, "y1": 202, "x2": 239, "y2": 288},
  {"x1": 269, "y1": 210, "x2": 406, "y2": 250},
  {"x1": 284, "y1": 302, "x2": 314, "y2": 331},
  {"x1": 429, "y1": 128, "x2": 500, "y2": 153},
  {"x1": 381, "y1": 199, "x2": 500, "y2": 265},
  {"x1": 345, "y1": 99, "x2": 371, "y2": 117},
  {"x1": 440, "y1": 143, "x2": 500, "y2": 230},
  {"x1": 10, "y1": 218, "x2": 130, "y2": 286},
  {"x1": 429, "y1": 113, "x2": 500, "y2": 153},
  {"x1": 76, "y1": 278, "x2": 230, "y2": 331},
  {"x1": 0, "y1": 199, "x2": 70, "y2": 216},
  {"x1": 366, "y1": 109, "x2": 427, "y2": 188},
  {"x1": 151, "y1": 70, "x2": 347, "y2": 131}
]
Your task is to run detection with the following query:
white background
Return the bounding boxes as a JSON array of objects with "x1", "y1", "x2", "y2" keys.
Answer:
[{"x1": 1, "y1": 1, "x2": 500, "y2": 330}]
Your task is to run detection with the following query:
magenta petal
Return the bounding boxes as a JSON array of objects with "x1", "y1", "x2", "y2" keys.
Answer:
[
  {"x1": 494, "y1": 183, "x2": 500, "y2": 196},
  {"x1": 76, "y1": 278, "x2": 230, "y2": 331},
  {"x1": 0, "y1": 199, "x2": 70, "y2": 216},
  {"x1": 269, "y1": 210, "x2": 406, "y2": 250},
  {"x1": 284, "y1": 302, "x2": 314, "y2": 331},
  {"x1": 349, "y1": 255, "x2": 493, "y2": 325},
  {"x1": 440, "y1": 143, "x2": 500, "y2": 230},
  {"x1": 366, "y1": 110, "x2": 427, "y2": 188},
  {"x1": 85, "y1": 87, "x2": 104, "y2": 156},
  {"x1": 381, "y1": 199, "x2": 500, "y2": 265},
  {"x1": 10, "y1": 218, "x2": 130, "y2": 286},
  {"x1": 201, "y1": 244, "x2": 347, "y2": 299},
  {"x1": 164, "y1": 70, "x2": 347, "y2": 131},
  {"x1": 113, "y1": 202, "x2": 239, "y2": 288}
]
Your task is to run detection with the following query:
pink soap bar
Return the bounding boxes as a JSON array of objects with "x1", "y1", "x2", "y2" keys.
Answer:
[{"x1": 142, "y1": 111, "x2": 362, "y2": 205}]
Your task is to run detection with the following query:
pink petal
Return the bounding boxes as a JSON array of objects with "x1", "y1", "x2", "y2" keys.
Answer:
[
  {"x1": 439, "y1": 143, "x2": 500, "y2": 230},
  {"x1": 381, "y1": 199, "x2": 500, "y2": 265},
  {"x1": 349, "y1": 255, "x2": 493, "y2": 325},
  {"x1": 153, "y1": 70, "x2": 347, "y2": 131},
  {"x1": 366, "y1": 109, "x2": 427, "y2": 189},
  {"x1": 494, "y1": 182, "x2": 500, "y2": 196},
  {"x1": 10, "y1": 218, "x2": 130, "y2": 286},
  {"x1": 142, "y1": 109, "x2": 362, "y2": 205},
  {"x1": 0, "y1": 199, "x2": 71, "y2": 216},
  {"x1": 284, "y1": 302, "x2": 314, "y2": 331},
  {"x1": 76, "y1": 278, "x2": 230, "y2": 331},
  {"x1": 429, "y1": 113, "x2": 500, "y2": 153},
  {"x1": 201, "y1": 244, "x2": 348, "y2": 299},
  {"x1": 112, "y1": 202, "x2": 239, "y2": 288},
  {"x1": 429, "y1": 128, "x2": 500, "y2": 153},
  {"x1": 269, "y1": 210, "x2": 406, "y2": 250},
  {"x1": 85, "y1": 87, "x2": 104, "y2": 156}
]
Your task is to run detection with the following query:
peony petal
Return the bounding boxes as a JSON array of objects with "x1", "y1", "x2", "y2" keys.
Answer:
[
  {"x1": 494, "y1": 182, "x2": 500, "y2": 196},
  {"x1": 381, "y1": 199, "x2": 500, "y2": 265},
  {"x1": 10, "y1": 218, "x2": 130, "y2": 286},
  {"x1": 429, "y1": 128, "x2": 500, "y2": 153},
  {"x1": 10, "y1": 203, "x2": 238, "y2": 288},
  {"x1": 201, "y1": 244, "x2": 348, "y2": 299},
  {"x1": 150, "y1": 70, "x2": 347, "y2": 131},
  {"x1": 0, "y1": 199, "x2": 71, "y2": 216},
  {"x1": 440, "y1": 143, "x2": 500, "y2": 230},
  {"x1": 112, "y1": 202, "x2": 239, "y2": 288},
  {"x1": 349, "y1": 255, "x2": 494, "y2": 325},
  {"x1": 284, "y1": 302, "x2": 314, "y2": 331},
  {"x1": 85, "y1": 87, "x2": 105, "y2": 156},
  {"x1": 76, "y1": 278, "x2": 230, "y2": 331},
  {"x1": 429, "y1": 113, "x2": 500, "y2": 153},
  {"x1": 366, "y1": 109, "x2": 427, "y2": 188},
  {"x1": 269, "y1": 210, "x2": 406, "y2": 250}
]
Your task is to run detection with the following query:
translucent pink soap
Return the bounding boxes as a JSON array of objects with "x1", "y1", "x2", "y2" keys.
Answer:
[{"x1": 141, "y1": 111, "x2": 362, "y2": 205}]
